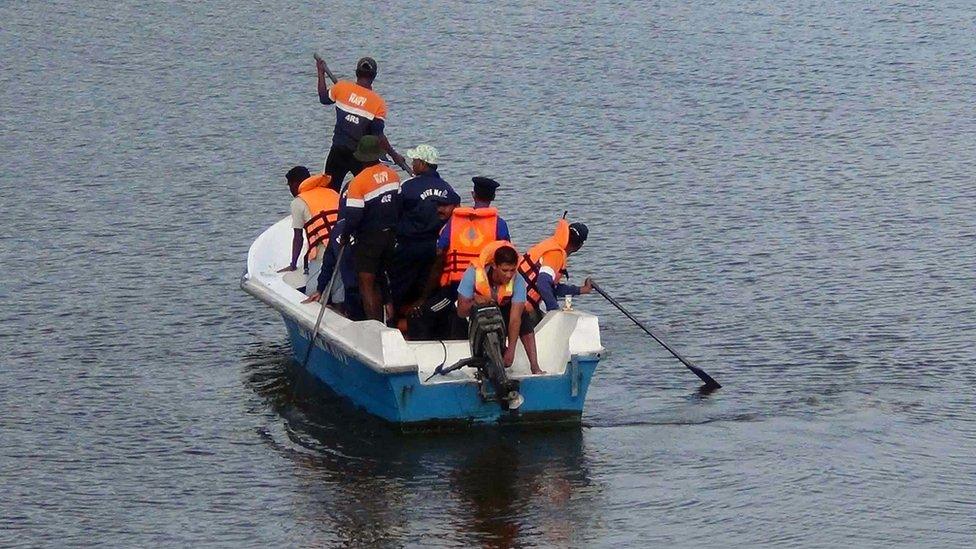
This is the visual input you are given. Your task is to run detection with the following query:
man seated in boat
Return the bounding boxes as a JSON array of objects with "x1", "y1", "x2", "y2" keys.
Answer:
[
  {"x1": 456, "y1": 241, "x2": 544, "y2": 374},
  {"x1": 411, "y1": 176, "x2": 511, "y2": 339},
  {"x1": 518, "y1": 219, "x2": 594, "y2": 321},
  {"x1": 397, "y1": 192, "x2": 459, "y2": 338},
  {"x1": 277, "y1": 166, "x2": 340, "y2": 294}
]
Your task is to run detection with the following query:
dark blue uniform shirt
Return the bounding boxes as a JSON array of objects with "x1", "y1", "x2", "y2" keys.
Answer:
[{"x1": 396, "y1": 169, "x2": 460, "y2": 241}]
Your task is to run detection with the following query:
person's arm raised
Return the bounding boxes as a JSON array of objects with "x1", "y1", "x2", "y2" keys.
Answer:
[{"x1": 314, "y1": 53, "x2": 337, "y2": 104}]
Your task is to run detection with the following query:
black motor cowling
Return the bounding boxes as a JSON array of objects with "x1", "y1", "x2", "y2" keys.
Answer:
[{"x1": 468, "y1": 306, "x2": 522, "y2": 410}]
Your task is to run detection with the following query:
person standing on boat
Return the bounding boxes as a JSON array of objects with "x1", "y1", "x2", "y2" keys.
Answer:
[
  {"x1": 412, "y1": 176, "x2": 511, "y2": 338},
  {"x1": 277, "y1": 166, "x2": 340, "y2": 293},
  {"x1": 389, "y1": 144, "x2": 460, "y2": 326},
  {"x1": 456, "y1": 241, "x2": 543, "y2": 375},
  {"x1": 518, "y1": 219, "x2": 593, "y2": 319},
  {"x1": 338, "y1": 135, "x2": 401, "y2": 322},
  {"x1": 315, "y1": 54, "x2": 406, "y2": 190}
]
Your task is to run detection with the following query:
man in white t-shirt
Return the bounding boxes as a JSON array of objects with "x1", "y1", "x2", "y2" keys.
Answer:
[{"x1": 278, "y1": 166, "x2": 340, "y2": 294}]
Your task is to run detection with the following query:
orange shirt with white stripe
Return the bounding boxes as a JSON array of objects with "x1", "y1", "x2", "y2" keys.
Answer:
[
  {"x1": 328, "y1": 81, "x2": 388, "y2": 150},
  {"x1": 342, "y1": 163, "x2": 401, "y2": 235}
]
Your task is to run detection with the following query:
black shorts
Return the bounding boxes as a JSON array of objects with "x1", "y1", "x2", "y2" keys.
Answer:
[
  {"x1": 388, "y1": 239, "x2": 437, "y2": 308},
  {"x1": 500, "y1": 302, "x2": 536, "y2": 337},
  {"x1": 324, "y1": 144, "x2": 364, "y2": 191},
  {"x1": 353, "y1": 229, "x2": 396, "y2": 276}
]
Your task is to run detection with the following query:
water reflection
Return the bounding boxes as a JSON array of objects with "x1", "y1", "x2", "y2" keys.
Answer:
[{"x1": 241, "y1": 341, "x2": 602, "y2": 547}]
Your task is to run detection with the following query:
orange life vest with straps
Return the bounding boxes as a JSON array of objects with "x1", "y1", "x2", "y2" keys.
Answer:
[
  {"x1": 440, "y1": 207, "x2": 499, "y2": 286},
  {"x1": 297, "y1": 174, "x2": 339, "y2": 261},
  {"x1": 473, "y1": 241, "x2": 517, "y2": 306},
  {"x1": 518, "y1": 219, "x2": 570, "y2": 311}
]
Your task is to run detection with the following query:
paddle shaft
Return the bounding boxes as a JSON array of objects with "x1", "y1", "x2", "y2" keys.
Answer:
[
  {"x1": 315, "y1": 53, "x2": 339, "y2": 84},
  {"x1": 592, "y1": 282, "x2": 721, "y2": 389},
  {"x1": 302, "y1": 245, "x2": 346, "y2": 368}
]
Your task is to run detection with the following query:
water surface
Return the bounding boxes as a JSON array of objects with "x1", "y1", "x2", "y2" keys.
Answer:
[{"x1": 2, "y1": 1, "x2": 974, "y2": 546}]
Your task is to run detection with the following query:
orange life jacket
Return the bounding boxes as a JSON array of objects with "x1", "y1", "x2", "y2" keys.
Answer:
[
  {"x1": 518, "y1": 219, "x2": 570, "y2": 311},
  {"x1": 472, "y1": 241, "x2": 517, "y2": 306},
  {"x1": 440, "y1": 207, "x2": 499, "y2": 285},
  {"x1": 297, "y1": 174, "x2": 339, "y2": 261}
]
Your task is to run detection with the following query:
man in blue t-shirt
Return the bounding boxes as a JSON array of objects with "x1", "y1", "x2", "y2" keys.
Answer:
[{"x1": 456, "y1": 244, "x2": 543, "y2": 375}]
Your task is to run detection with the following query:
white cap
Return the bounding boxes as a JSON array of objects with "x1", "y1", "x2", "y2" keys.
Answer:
[{"x1": 406, "y1": 144, "x2": 439, "y2": 165}]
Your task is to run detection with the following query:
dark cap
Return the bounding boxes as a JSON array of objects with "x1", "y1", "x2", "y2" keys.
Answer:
[
  {"x1": 569, "y1": 222, "x2": 589, "y2": 246},
  {"x1": 472, "y1": 176, "x2": 499, "y2": 200},
  {"x1": 356, "y1": 56, "x2": 378, "y2": 76}
]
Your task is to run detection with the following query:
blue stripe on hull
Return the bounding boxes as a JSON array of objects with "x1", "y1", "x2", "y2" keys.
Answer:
[{"x1": 282, "y1": 315, "x2": 599, "y2": 427}]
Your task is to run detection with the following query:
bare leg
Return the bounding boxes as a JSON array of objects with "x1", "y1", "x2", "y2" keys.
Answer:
[
  {"x1": 359, "y1": 271, "x2": 383, "y2": 321},
  {"x1": 520, "y1": 332, "x2": 545, "y2": 374}
]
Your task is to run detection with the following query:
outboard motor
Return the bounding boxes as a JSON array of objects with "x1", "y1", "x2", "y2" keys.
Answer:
[
  {"x1": 425, "y1": 305, "x2": 523, "y2": 410},
  {"x1": 468, "y1": 306, "x2": 523, "y2": 410}
]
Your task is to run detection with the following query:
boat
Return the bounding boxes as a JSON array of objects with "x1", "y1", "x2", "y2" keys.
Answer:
[{"x1": 241, "y1": 216, "x2": 606, "y2": 429}]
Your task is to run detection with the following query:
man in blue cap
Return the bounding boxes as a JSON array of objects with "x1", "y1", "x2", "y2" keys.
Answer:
[
  {"x1": 438, "y1": 176, "x2": 511, "y2": 244},
  {"x1": 522, "y1": 221, "x2": 593, "y2": 320},
  {"x1": 410, "y1": 176, "x2": 512, "y2": 338}
]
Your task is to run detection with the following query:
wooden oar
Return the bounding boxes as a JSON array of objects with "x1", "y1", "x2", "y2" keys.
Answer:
[
  {"x1": 591, "y1": 281, "x2": 721, "y2": 390},
  {"x1": 302, "y1": 245, "x2": 346, "y2": 368}
]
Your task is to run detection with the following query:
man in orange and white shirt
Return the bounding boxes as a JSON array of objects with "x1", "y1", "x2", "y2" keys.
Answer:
[
  {"x1": 316, "y1": 55, "x2": 406, "y2": 190},
  {"x1": 338, "y1": 135, "x2": 401, "y2": 321}
]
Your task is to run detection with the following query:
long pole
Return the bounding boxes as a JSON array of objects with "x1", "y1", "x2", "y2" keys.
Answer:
[
  {"x1": 592, "y1": 281, "x2": 721, "y2": 390},
  {"x1": 302, "y1": 245, "x2": 345, "y2": 368}
]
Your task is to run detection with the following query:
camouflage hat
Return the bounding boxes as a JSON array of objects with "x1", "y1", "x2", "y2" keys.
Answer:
[{"x1": 353, "y1": 135, "x2": 384, "y2": 162}]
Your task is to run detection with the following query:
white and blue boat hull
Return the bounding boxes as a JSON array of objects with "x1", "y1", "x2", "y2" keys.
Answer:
[
  {"x1": 243, "y1": 218, "x2": 605, "y2": 428},
  {"x1": 283, "y1": 315, "x2": 601, "y2": 426}
]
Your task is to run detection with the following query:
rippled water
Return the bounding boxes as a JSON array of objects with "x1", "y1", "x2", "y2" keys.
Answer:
[{"x1": 3, "y1": 1, "x2": 975, "y2": 546}]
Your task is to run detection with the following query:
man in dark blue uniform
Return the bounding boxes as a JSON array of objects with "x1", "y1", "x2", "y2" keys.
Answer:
[
  {"x1": 389, "y1": 144, "x2": 459, "y2": 331},
  {"x1": 315, "y1": 54, "x2": 407, "y2": 190}
]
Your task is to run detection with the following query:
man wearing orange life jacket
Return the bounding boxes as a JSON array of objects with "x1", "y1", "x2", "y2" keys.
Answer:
[
  {"x1": 277, "y1": 166, "x2": 340, "y2": 294},
  {"x1": 456, "y1": 241, "x2": 544, "y2": 375},
  {"x1": 434, "y1": 176, "x2": 511, "y2": 287},
  {"x1": 315, "y1": 54, "x2": 406, "y2": 190},
  {"x1": 412, "y1": 177, "x2": 512, "y2": 339},
  {"x1": 518, "y1": 219, "x2": 593, "y2": 316},
  {"x1": 338, "y1": 135, "x2": 402, "y2": 322}
]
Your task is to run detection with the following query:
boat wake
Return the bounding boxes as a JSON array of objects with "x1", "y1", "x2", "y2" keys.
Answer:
[{"x1": 582, "y1": 412, "x2": 760, "y2": 429}]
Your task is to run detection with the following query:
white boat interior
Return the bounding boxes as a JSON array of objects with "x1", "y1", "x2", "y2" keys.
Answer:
[{"x1": 242, "y1": 217, "x2": 604, "y2": 383}]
